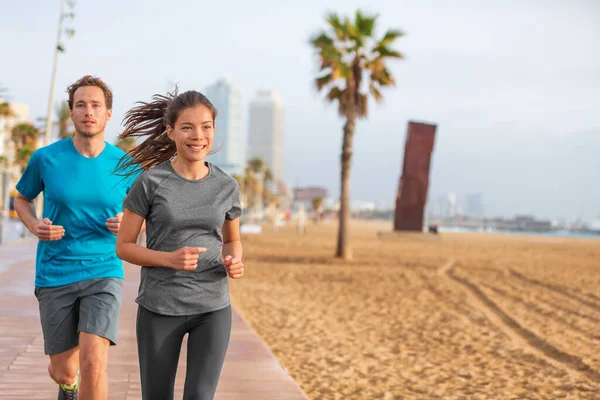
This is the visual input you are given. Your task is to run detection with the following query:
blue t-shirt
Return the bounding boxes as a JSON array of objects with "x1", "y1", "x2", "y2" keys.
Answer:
[{"x1": 16, "y1": 138, "x2": 140, "y2": 287}]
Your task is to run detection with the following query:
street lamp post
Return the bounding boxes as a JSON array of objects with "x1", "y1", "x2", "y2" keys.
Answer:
[
  {"x1": 37, "y1": 0, "x2": 75, "y2": 217},
  {"x1": 43, "y1": 0, "x2": 76, "y2": 147}
]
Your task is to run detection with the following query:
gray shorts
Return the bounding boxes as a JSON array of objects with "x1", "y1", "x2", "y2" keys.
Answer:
[{"x1": 34, "y1": 277, "x2": 124, "y2": 355}]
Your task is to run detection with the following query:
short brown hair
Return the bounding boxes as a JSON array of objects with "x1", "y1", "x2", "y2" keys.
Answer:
[{"x1": 66, "y1": 75, "x2": 113, "y2": 110}]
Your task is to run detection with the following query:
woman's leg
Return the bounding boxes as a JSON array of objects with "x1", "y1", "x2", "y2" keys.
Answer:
[
  {"x1": 136, "y1": 305, "x2": 187, "y2": 400},
  {"x1": 182, "y1": 305, "x2": 232, "y2": 400}
]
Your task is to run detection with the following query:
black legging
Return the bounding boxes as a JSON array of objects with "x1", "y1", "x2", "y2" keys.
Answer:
[{"x1": 136, "y1": 305, "x2": 232, "y2": 400}]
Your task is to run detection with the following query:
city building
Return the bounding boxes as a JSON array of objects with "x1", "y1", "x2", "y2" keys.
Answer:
[
  {"x1": 204, "y1": 78, "x2": 244, "y2": 176},
  {"x1": 427, "y1": 192, "x2": 485, "y2": 218},
  {"x1": 293, "y1": 186, "x2": 328, "y2": 210},
  {"x1": 247, "y1": 91, "x2": 284, "y2": 182},
  {"x1": 463, "y1": 193, "x2": 485, "y2": 217}
]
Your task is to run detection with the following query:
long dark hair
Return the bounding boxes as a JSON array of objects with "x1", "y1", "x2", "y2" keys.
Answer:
[{"x1": 114, "y1": 87, "x2": 218, "y2": 178}]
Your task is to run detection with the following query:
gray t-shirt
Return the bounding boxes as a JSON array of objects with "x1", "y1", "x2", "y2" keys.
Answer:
[{"x1": 123, "y1": 161, "x2": 242, "y2": 316}]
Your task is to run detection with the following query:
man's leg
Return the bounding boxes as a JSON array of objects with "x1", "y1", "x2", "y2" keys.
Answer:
[
  {"x1": 35, "y1": 284, "x2": 81, "y2": 393},
  {"x1": 77, "y1": 278, "x2": 124, "y2": 400},
  {"x1": 78, "y1": 332, "x2": 109, "y2": 400},
  {"x1": 48, "y1": 347, "x2": 79, "y2": 386}
]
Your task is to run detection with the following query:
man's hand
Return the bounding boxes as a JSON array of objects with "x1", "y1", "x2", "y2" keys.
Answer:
[
  {"x1": 223, "y1": 256, "x2": 244, "y2": 279},
  {"x1": 106, "y1": 212, "x2": 123, "y2": 235},
  {"x1": 31, "y1": 218, "x2": 65, "y2": 241}
]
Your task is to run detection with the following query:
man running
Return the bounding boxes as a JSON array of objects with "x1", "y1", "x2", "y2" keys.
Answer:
[{"x1": 14, "y1": 75, "x2": 139, "y2": 400}]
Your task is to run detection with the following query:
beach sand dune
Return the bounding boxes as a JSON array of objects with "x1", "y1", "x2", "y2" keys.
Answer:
[{"x1": 230, "y1": 220, "x2": 600, "y2": 399}]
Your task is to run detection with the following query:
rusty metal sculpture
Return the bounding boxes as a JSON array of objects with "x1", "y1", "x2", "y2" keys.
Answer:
[{"x1": 394, "y1": 121, "x2": 437, "y2": 232}]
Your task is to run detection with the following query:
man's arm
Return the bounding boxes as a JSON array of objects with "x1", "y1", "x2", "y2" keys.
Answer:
[{"x1": 14, "y1": 193, "x2": 64, "y2": 241}]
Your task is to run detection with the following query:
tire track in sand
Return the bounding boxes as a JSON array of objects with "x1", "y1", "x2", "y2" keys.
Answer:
[{"x1": 438, "y1": 259, "x2": 600, "y2": 383}]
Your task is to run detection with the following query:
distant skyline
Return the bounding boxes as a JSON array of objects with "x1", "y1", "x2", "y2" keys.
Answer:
[
  {"x1": 0, "y1": 0, "x2": 598, "y2": 220},
  {"x1": 247, "y1": 91, "x2": 285, "y2": 182},
  {"x1": 204, "y1": 78, "x2": 245, "y2": 176}
]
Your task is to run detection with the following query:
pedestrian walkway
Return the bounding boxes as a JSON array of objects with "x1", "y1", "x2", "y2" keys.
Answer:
[{"x1": 0, "y1": 239, "x2": 309, "y2": 399}]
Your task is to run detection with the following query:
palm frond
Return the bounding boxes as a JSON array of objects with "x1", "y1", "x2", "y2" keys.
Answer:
[
  {"x1": 326, "y1": 12, "x2": 348, "y2": 40},
  {"x1": 318, "y1": 45, "x2": 342, "y2": 66},
  {"x1": 355, "y1": 10, "x2": 377, "y2": 37},
  {"x1": 378, "y1": 29, "x2": 404, "y2": 46},
  {"x1": 373, "y1": 45, "x2": 404, "y2": 59},
  {"x1": 247, "y1": 157, "x2": 265, "y2": 173},
  {"x1": 371, "y1": 67, "x2": 396, "y2": 86},
  {"x1": 310, "y1": 32, "x2": 334, "y2": 49},
  {"x1": 315, "y1": 73, "x2": 334, "y2": 91},
  {"x1": 369, "y1": 83, "x2": 383, "y2": 103},
  {"x1": 0, "y1": 102, "x2": 12, "y2": 117},
  {"x1": 326, "y1": 86, "x2": 343, "y2": 102},
  {"x1": 310, "y1": 10, "x2": 404, "y2": 120},
  {"x1": 334, "y1": 63, "x2": 353, "y2": 80}
]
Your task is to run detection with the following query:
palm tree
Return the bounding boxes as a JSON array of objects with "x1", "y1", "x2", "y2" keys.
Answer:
[
  {"x1": 115, "y1": 137, "x2": 136, "y2": 152},
  {"x1": 0, "y1": 103, "x2": 11, "y2": 117},
  {"x1": 0, "y1": 85, "x2": 12, "y2": 117},
  {"x1": 231, "y1": 173, "x2": 246, "y2": 214},
  {"x1": 263, "y1": 168, "x2": 274, "y2": 205},
  {"x1": 309, "y1": 10, "x2": 404, "y2": 259},
  {"x1": 12, "y1": 123, "x2": 40, "y2": 148},
  {"x1": 312, "y1": 196, "x2": 324, "y2": 223},
  {"x1": 247, "y1": 157, "x2": 265, "y2": 175},
  {"x1": 247, "y1": 157, "x2": 265, "y2": 205},
  {"x1": 16, "y1": 147, "x2": 35, "y2": 170},
  {"x1": 56, "y1": 100, "x2": 74, "y2": 139},
  {"x1": 11, "y1": 123, "x2": 41, "y2": 170},
  {"x1": 240, "y1": 167, "x2": 253, "y2": 207},
  {"x1": 231, "y1": 173, "x2": 244, "y2": 193}
]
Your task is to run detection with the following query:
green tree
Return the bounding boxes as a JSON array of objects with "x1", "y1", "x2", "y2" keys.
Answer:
[
  {"x1": 11, "y1": 123, "x2": 41, "y2": 169},
  {"x1": 263, "y1": 168, "x2": 274, "y2": 204},
  {"x1": 231, "y1": 173, "x2": 244, "y2": 192},
  {"x1": 231, "y1": 173, "x2": 247, "y2": 216},
  {"x1": 242, "y1": 167, "x2": 255, "y2": 207},
  {"x1": 311, "y1": 196, "x2": 324, "y2": 223},
  {"x1": 0, "y1": 102, "x2": 11, "y2": 117},
  {"x1": 309, "y1": 10, "x2": 404, "y2": 259},
  {"x1": 0, "y1": 85, "x2": 12, "y2": 117},
  {"x1": 56, "y1": 100, "x2": 74, "y2": 139},
  {"x1": 247, "y1": 157, "x2": 265, "y2": 175},
  {"x1": 115, "y1": 137, "x2": 137, "y2": 152},
  {"x1": 247, "y1": 157, "x2": 265, "y2": 207}
]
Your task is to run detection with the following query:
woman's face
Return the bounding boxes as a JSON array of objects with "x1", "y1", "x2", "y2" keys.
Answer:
[{"x1": 167, "y1": 104, "x2": 215, "y2": 163}]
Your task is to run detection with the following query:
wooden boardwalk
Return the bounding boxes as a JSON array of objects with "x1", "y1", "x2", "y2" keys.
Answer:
[{"x1": 0, "y1": 239, "x2": 309, "y2": 400}]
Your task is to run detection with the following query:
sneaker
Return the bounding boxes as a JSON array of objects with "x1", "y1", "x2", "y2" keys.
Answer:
[{"x1": 57, "y1": 375, "x2": 78, "y2": 400}]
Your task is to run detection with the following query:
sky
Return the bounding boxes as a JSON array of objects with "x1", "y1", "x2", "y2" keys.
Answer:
[{"x1": 0, "y1": 0, "x2": 598, "y2": 221}]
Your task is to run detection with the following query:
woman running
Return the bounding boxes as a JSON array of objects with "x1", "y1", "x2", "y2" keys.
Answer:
[{"x1": 115, "y1": 89, "x2": 244, "y2": 400}]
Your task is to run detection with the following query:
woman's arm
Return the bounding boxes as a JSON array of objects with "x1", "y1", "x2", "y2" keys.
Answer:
[
  {"x1": 116, "y1": 209, "x2": 205, "y2": 270},
  {"x1": 222, "y1": 217, "x2": 244, "y2": 279}
]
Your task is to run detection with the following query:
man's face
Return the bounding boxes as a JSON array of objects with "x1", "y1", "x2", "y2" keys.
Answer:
[{"x1": 70, "y1": 86, "x2": 112, "y2": 138}]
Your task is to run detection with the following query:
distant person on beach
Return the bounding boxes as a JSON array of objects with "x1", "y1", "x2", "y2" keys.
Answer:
[
  {"x1": 14, "y1": 75, "x2": 139, "y2": 400},
  {"x1": 114, "y1": 89, "x2": 244, "y2": 400},
  {"x1": 297, "y1": 204, "x2": 306, "y2": 235}
]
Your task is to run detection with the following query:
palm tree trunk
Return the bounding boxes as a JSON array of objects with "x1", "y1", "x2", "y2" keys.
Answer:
[{"x1": 336, "y1": 118, "x2": 355, "y2": 259}]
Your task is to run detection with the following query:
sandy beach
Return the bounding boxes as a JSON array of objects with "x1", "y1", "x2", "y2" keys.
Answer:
[{"x1": 229, "y1": 220, "x2": 600, "y2": 399}]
